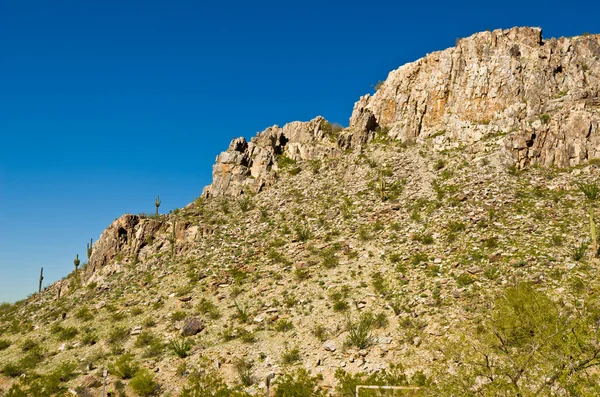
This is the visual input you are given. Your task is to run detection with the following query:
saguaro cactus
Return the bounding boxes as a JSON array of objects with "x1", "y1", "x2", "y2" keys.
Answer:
[
  {"x1": 155, "y1": 195, "x2": 161, "y2": 216},
  {"x1": 577, "y1": 182, "x2": 600, "y2": 256},
  {"x1": 87, "y1": 238, "x2": 93, "y2": 260},
  {"x1": 38, "y1": 267, "x2": 44, "y2": 293},
  {"x1": 74, "y1": 254, "x2": 81, "y2": 273},
  {"x1": 379, "y1": 171, "x2": 386, "y2": 201}
]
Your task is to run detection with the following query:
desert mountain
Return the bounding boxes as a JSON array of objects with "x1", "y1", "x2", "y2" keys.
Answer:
[{"x1": 1, "y1": 27, "x2": 600, "y2": 396}]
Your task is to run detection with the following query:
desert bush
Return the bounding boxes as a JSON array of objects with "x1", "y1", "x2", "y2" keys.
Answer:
[
  {"x1": 436, "y1": 283, "x2": 600, "y2": 395},
  {"x1": 169, "y1": 338, "x2": 192, "y2": 358},
  {"x1": 275, "y1": 368, "x2": 325, "y2": 397},
  {"x1": 281, "y1": 347, "x2": 301, "y2": 365},
  {"x1": 111, "y1": 353, "x2": 139, "y2": 379},
  {"x1": 129, "y1": 369, "x2": 159, "y2": 396},
  {"x1": 180, "y1": 370, "x2": 251, "y2": 397},
  {"x1": 234, "y1": 358, "x2": 254, "y2": 386},
  {"x1": 75, "y1": 306, "x2": 93, "y2": 321},
  {"x1": 0, "y1": 338, "x2": 11, "y2": 350},
  {"x1": 107, "y1": 326, "x2": 130, "y2": 345},
  {"x1": 346, "y1": 313, "x2": 373, "y2": 349},
  {"x1": 275, "y1": 319, "x2": 294, "y2": 332},
  {"x1": 334, "y1": 364, "x2": 412, "y2": 397},
  {"x1": 196, "y1": 297, "x2": 221, "y2": 319}
]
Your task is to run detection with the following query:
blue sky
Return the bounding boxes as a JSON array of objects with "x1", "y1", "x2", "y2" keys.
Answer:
[{"x1": 1, "y1": 0, "x2": 598, "y2": 302}]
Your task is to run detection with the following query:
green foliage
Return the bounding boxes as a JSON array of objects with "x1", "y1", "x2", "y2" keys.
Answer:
[
  {"x1": 180, "y1": 370, "x2": 251, "y2": 397},
  {"x1": 169, "y1": 338, "x2": 192, "y2": 358},
  {"x1": 75, "y1": 306, "x2": 93, "y2": 321},
  {"x1": 237, "y1": 196, "x2": 253, "y2": 212},
  {"x1": 233, "y1": 300, "x2": 250, "y2": 323},
  {"x1": 278, "y1": 155, "x2": 297, "y2": 169},
  {"x1": 335, "y1": 364, "x2": 411, "y2": 397},
  {"x1": 281, "y1": 347, "x2": 302, "y2": 364},
  {"x1": 171, "y1": 311, "x2": 187, "y2": 321},
  {"x1": 346, "y1": 312, "x2": 373, "y2": 349},
  {"x1": 274, "y1": 368, "x2": 325, "y2": 397},
  {"x1": 294, "y1": 223, "x2": 312, "y2": 241},
  {"x1": 439, "y1": 283, "x2": 600, "y2": 395},
  {"x1": 234, "y1": 358, "x2": 255, "y2": 386},
  {"x1": 539, "y1": 113, "x2": 551, "y2": 124},
  {"x1": 275, "y1": 319, "x2": 294, "y2": 332},
  {"x1": 0, "y1": 338, "x2": 11, "y2": 350},
  {"x1": 108, "y1": 326, "x2": 130, "y2": 345},
  {"x1": 571, "y1": 241, "x2": 588, "y2": 261},
  {"x1": 111, "y1": 353, "x2": 140, "y2": 379},
  {"x1": 2, "y1": 362, "x2": 77, "y2": 397},
  {"x1": 129, "y1": 369, "x2": 159, "y2": 396},
  {"x1": 311, "y1": 324, "x2": 328, "y2": 341},
  {"x1": 196, "y1": 298, "x2": 221, "y2": 319},
  {"x1": 577, "y1": 182, "x2": 600, "y2": 201}
]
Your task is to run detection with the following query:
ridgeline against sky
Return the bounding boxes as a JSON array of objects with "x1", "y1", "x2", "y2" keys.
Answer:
[{"x1": 1, "y1": 0, "x2": 599, "y2": 302}]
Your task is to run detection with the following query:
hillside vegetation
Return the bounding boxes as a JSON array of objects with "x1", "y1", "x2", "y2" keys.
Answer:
[{"x1": 2, "y1": 27, "x2": 600, "y2": 396}]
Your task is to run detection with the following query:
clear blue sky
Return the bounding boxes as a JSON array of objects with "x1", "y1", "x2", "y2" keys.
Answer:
[{"x1": 0, "y1": 0, "x2": 597, "y2": 303}]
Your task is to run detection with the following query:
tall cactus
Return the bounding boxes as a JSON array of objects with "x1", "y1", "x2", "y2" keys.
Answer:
[
  {"x1": 155, "y1": 195, "x2": 161, "y2": 216},
  {"x1": 38, "y1": 267, "x2": 44, "y2": 293},
  {"x1": 86, "y1": 238, "x2": 93, "y2": 260},
  {"x1": 379, "y1": 171, "x2": 386, "y2": 201},
  {"x1": 577, "y1": 182, "x2": 600, "y2": 256},
  {"x1": 74, "y1": 254, "x2": 81, "y2": 273}
]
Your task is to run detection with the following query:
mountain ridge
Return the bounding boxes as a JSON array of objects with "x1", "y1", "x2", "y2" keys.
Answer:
[{"x1": 2, "y1": 26, "x2": 600, "y2": 396}]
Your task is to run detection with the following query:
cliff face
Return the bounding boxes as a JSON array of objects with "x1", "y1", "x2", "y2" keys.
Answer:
[
  {"x1": 203, "y1": 27, "x2": 600, "y2": 198},
  {"x1": 351, "y1": 27, "x2": 600, "y2": 168},
  {"x1": 202, "y1": 116, "x2": 344, "y2": 198},
  {"x1": 87, "y1": 27, "x2": 600, "y2": 280}
]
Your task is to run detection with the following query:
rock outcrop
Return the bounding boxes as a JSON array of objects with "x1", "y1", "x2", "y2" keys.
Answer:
[
  {"x1": 202, "y1": 116, "x2": 343, "y2": 198},
  {"x1": 204, "y1": 27, "x2": 600, "y2": 198},
  {"x1": 350, "y1": 27, "x2": 600, "y2": 168}
]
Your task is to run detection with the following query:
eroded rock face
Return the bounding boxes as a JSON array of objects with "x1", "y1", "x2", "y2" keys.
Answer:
[
  {"x1": 87, "y1": 215, "x2": 168, "y2": 275},
  {"x1": 203, "y1": 116, "x2": 343, "y2": 197},
  {"x1": 349, "y1": 27, "x2": 600, "y2": 168}
]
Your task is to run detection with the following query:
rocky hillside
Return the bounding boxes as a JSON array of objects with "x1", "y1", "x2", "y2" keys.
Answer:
[{"x1": 2, "y1": 27, "x2": 600, "y2": 397}]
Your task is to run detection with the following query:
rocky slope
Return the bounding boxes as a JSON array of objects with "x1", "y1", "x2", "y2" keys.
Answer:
[{"x1": 2, "y1": 27, "x2": 600, "y2": 397}]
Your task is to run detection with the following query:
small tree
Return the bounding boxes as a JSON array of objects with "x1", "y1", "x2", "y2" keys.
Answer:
[
  {"x1": 155, "y1": 195, "x2": 161, "y2": 216},
  {"x1": 577, "y1": 182, "x2": 600, "y2": 256},
  {"x1": 438, "y1": 283, "x2": 600, "y2": 395}
]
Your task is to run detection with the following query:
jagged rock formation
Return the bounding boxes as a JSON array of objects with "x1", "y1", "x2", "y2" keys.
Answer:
[
  {"x1": 204, "y1": 27, "x2": 600, "y2": 198},
  {"x1": 351, "y1": 27, "x2": 600, "y2": 168},
  {"x1": 202, "y1": 116, "x2": 343, "y2": 198}
]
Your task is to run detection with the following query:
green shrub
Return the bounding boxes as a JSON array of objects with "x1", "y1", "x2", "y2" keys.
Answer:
[
  {"x1": 75, "y1": 306, "x2": 93, "y2": 321},
  {"x1": 571, "y1": 242, "x2": 588, "y2": 261},
  {"x1": 0, "y1": 338, "x2": 11, "y2": 350},
  {"x1": 281, "y1": 348, "x2": 301, "y2": 365},
  {"x1": 346, "y1": 313, "x2": 373, "y2": 349},
  {"x1": 108, "y1": 326, "x2": 130, "y2": 345},
  {"x1": 20, "y1": 338, "x2": 39, "y2": 352},
  {"x1": 275, "y1": 368, "x2": 325, "y2": 397},
  {"x1": 169, "y1": 338, "x2": 192, "y2": 358},
  {"x1": 2, "y1": 362, "x2": 26, "y2": 377},
  {"x1": 111, "y1": 354, "x2": 139, "y2": 379},
  {"x1": 275, "y1": 319, "x2": 294, "y2": 332},
  {"x1": 196, "y1": 298, "x2": 221, "y2": 319},
  {"x1": 180, "y1": 370, "x2": 251, "y2": 397},
  {"x1": 129, "y1": 369, "x2": 159, "y2": 396},
  {"x1": 171, "y1": 311, "x2": 187, "y2": 322},
  {"x1": 233, "y1": 300, "x2": 250, "y2": 323},
  {"x1": 334, "y1": 364, "x2": 410, "y2": 397},
  {"x1": 294, "y1": 223, "x2": 312, "y2": 241},
  {"x1": 234, "y1": 358, "x2": 254, "y2": 386}
]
